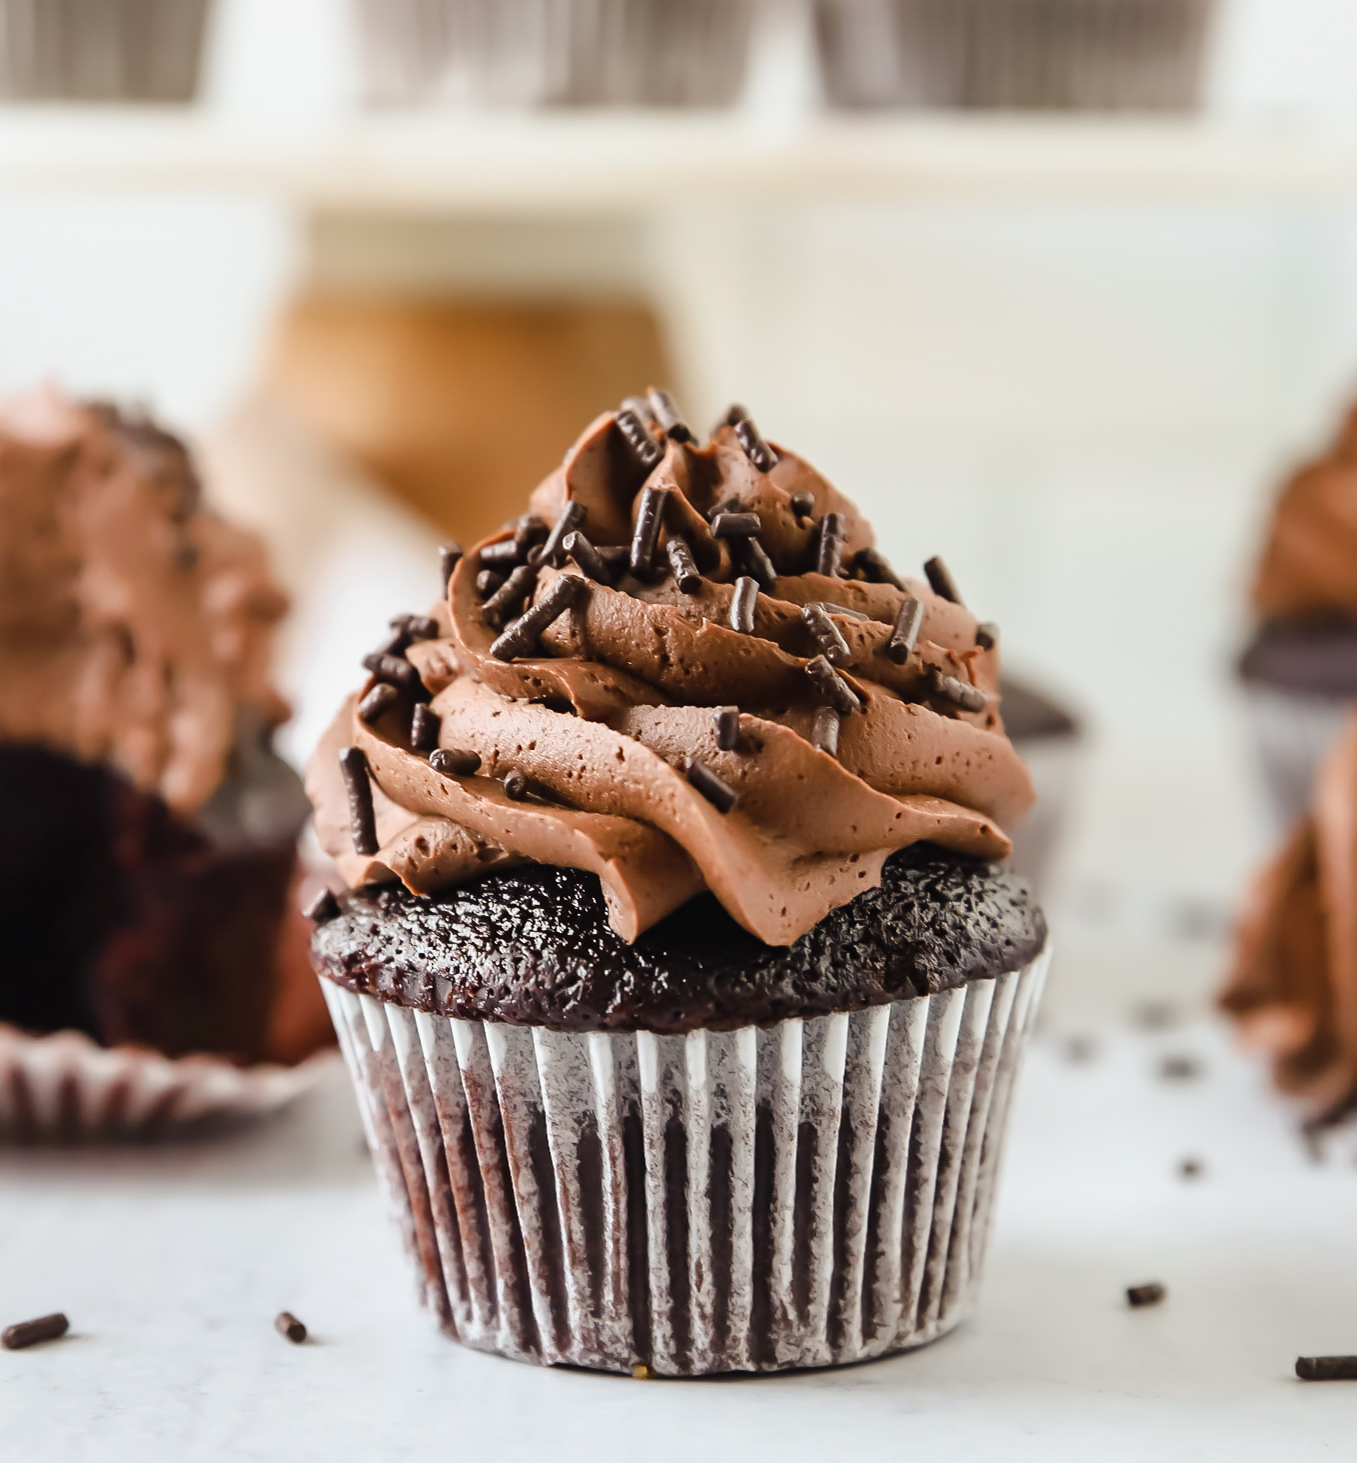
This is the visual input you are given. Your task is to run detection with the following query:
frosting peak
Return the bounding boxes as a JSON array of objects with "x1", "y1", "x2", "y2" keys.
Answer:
[{"x1": 308, "y1": 400, "x2": 1035, "y2": 945}]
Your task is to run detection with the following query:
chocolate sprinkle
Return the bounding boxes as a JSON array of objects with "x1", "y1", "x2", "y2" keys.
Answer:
[
  {"x1": 887, "y1": 596, "x2": 925, "y2": 664},
  {"x1": 711, "y1": 511, "x2": 761, "y2": 539},
  {"x1": 597, "y1": 545, "x2": 630, "y2": 577},
  {"x1": 439, "y1": 542, "x2": 463, "y2": 588},
  {"x1": 1297, "y1": 1356, "x2": 1357, "y2": 1381},
  {"x1": 430, "y1": 748, "x2": 481, "y2": 777},
  {"x1": 716, "y1": 403, "x2": 748, "y2": 432},
  {"x1": 513, "y1": 516, "x2": 548, "y2": 560},
  {"x1": 480, "y1": 540, "x2": 520, "y2": 569},
  {"x1": 620, "y1": 394, "x2": 654, "y2": 422},
  {"x1": 976, "y1": 621, "x2": 999, "y2": 651},
  {"x1": 304, "y1": 888, "x2": 341, "y2": 924},
  {"x1": 806, "y1": 654, "x2": 863, "y2": 716},
  {"x1": 339, "y1": 746, "x2": 378, "y2": 857},
  {"x1": 373, "y1": 624, "x2": 411, "y2": 658},
  {"x1": 275, "y1": 1312, "x2": 307, "y2": 1344},
  {"x1": 813, "y1": 600, "x2": 869, "y2": 622},
  {"x1": 410, "y1": 702, "x2": 441, "y2": 752},
  {"x1": 482, "y1": 563, "x2": 539, "y2": 629},
  {"x1": 728, "y1": 575, "x2": 758, "y2": 634},
  {"x1": 683, "y1": 756, "x2": 738, "y2": 813},
  {"x1": 562, "y1": 529, "x2": 614, "y2": 586},
  {"x1": 394, "y1": 613, "x2": 440, "y2": 643},
  {"x1": 734, "y1": 416, "x2": 778, "y2": 473},
  {"x1": 924, "y1": 555, "x2": 963, "y2": 605},
  {"x1": 648, "y1": 388, "x2": 693, "y2": 443},
  {"x1": 503, "y1": 770, "x2": 529, "y2": 800},
  {"x1": 490, "y1": 574, "x2": 589, "y2": 662},
  {"x1": 854, "y1": 547, "x2": 906, "y2": 590},
  {"x1": 801, "y1": 602, "x2": 851, "y2": 666},
  {"x1": 741, "y1": 536, "x2": 778, "y2": 591},
  {"x1": 715, "y1": 705, "x2": 740, "y2": 751},
  {"x1": 816, "y1": 513, "x2": 845, "y2": 577},
  {"x1": 790, "y1": 490, "x2": 815, "y2": 520},
  {"x1": 361, "y1": 652, "x2": 420, "y2": 695},
  {"x1": 1126, "y1": 1283, "x2": 1165, "y2": 1309},
  {"x1": 666, "y1": 535, "x2": 702, "y2": 593},
  {"x1": 357, "y1": 682, "x2": 399, "y2": 725},
  {"x1": 630, "y1": 484, "x2": 669, "y2": 578},
  {"x1": 476, "y1": 568, "x2": 505, "y2": 600},
  {"x1": 540, "y1": 500, "x2": 586, "y2": 566},
  {"x1": 615, "y1": 408, "x2": 664, "y2": 470},
  {"x1": 926, "y1": 667, "x2": 987, "y2": 714},
  {"x1": 811, "y1": 706, "x2": 840, "y2": 756},
  {"x1": 2, "y1": 1314, "x2": 68, "y2": 1351}
]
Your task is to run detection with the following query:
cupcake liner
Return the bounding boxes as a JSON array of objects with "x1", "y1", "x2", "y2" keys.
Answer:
[
  {"x1": 1007, "y1": 732, "x2": 1082, "y2": 897},
  {"x1": 815, "y1": 0, "x2": 1215, "y2": 111},
  {"x1": 1240, "y1": 685, "x2": 1354, "y2": 836},
  {"x1": 321, "y1": 943, "x2": 1049, "y2": 1375},
  {"x1": 353, "y1": 0, "x2": 755, "y2": 109},
  {"x1": 0, "y1": 0, "x2": 212, "y2": 102},
  {"x1": 0, "y1": 1022, "x2": 331, "y2": 1143}
]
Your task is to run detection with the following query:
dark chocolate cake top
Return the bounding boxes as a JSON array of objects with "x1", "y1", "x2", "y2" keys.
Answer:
[{"x1": 312, "y1": 846, "x2": 1046, "y2": 1035}]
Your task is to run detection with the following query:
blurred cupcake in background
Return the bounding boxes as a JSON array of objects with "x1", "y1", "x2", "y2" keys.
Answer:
[
  {"x1": 999, "y1": 674, "x2": 1082, "y2": 898},
  {"x1": 0, "y1": 389, "x2": 333, "y2": 1141},
  {"x1": 1239, "y1": 403, "x2": 1357, "y2": 834},
  {"x1": 1222, "y1": 708, "x2": 1357, "y2": 1128},
  {"x1": 353, "y1": 0, "x2": 755, "y2": 108},
  {"x1": 0, "y1": 0, "x2": 213, "y2": 101},
  {"x1": 814, "y1": 0, "x2": 1217, "y2": 111}
]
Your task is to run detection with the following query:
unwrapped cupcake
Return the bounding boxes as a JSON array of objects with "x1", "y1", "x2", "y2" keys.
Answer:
[
  {"x1": 308, "y1": 392, "x2": 1049, "y2": 1375},
  {"x1": 1239, "y1": 403, "x2": 1357, "y2": 833},
  {"x1": 0, "y1": 390, "x2": 333, "y2": 1140}
]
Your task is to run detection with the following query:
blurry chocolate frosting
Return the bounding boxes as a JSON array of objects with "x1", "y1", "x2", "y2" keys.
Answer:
[
  {"x1": 308, "y1": 401, "x2": 1035, "y2": 947},
  {"x1": 1223, "y1": 709, "x2": 1357, "y2": 1119},
  {"x1": 0, "y1": 388, "x2": 289, "y2": 813},
  {"x1": 1253, "y1": 406, "x2": 1357, "y2": 621}
]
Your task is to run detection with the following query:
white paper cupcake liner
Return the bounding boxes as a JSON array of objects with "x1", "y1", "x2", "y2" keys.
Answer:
[
  {"x1": 815, "y1": 0, "x2": 1215, "y2": 111},
  {"x1": 353, "y1": 0, "x2": 754, "y2": 109},
  {"x1": 0, "y1": 0, "x2": 212, "y2": 102},
  {"x1": 0, "y1": 1022, "x2": 331, "y2": 1143},
  {"x1": 322, "y1": 943, "x2": 1049, "y2": 1374},
  {"x1": 1240, "y1": 685, "x2": 1354, "y2": 837}
]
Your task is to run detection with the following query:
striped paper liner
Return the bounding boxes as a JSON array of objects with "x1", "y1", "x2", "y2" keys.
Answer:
[
  {"x1": 322, "y1": 943, "x2": 1049, "y2": 1375},
  {"x1": 0, "y1": 1022, "x2": 330, "y2": 1143}
]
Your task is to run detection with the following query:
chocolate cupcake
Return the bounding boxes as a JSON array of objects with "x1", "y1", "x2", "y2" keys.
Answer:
[
  {"x1": 308, "y1": 396, "x2": 1049, "y2": 1374},
  {"x1": 0, "y1": 390, "x2": 332, "y2": 1139},
  {"x1": 1239, "y1": 404, "x2": 1357, "y2": 833}
]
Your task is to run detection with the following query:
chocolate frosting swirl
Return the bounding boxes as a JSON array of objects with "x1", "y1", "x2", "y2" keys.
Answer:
[{"x1": 308, "y1": 406, "x2": 1035, "y2": 946}]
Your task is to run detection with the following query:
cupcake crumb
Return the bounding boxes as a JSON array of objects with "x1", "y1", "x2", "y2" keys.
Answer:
[
  {"x1": 631, "y1": 1363, "x2": 654, "y2": 1380},
  {"x1": 1159, "y1": 1054, "x2": 1201, "y2": 1081},
  {"x1": 1126, "y1": 1283, "x2": 1166, "y2": 1309},
  {"x1": 1178, "y1": 1157, "x2": 1203, "y2": 1179}
]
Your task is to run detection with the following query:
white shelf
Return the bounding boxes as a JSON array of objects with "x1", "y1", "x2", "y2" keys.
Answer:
[{"x1": 8, "y1": 109, "x2": 1357, "y2": 211}]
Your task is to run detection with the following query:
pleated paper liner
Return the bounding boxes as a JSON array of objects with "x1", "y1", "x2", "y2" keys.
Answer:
[
  {"x1": 323, "y1": 944, "x2": 1049, "y2": 1375},
  {"x1": 0, "y1": 1022, "x2": 331, "y2": 1143}
]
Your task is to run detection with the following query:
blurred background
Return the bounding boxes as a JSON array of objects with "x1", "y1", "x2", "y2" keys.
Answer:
[{"x1": 10, "y1": 0, "x2": 1357, "y2": 1023}]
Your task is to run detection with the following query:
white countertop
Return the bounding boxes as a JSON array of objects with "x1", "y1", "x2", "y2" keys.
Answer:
[{"x1": 3, "y1": 1012, "x2": 1355, "y2": 1462}]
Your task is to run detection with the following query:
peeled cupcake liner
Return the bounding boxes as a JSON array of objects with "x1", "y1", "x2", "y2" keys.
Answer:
[
  {"x1": 0, "y1": 1021, "x2": 332, "y2": 1143},
  {"x1": 0, "y1": 0, "x2": 212, "y2": 102},
  {"x1": 353, "y1": 0, "x2": 754, "y2": 109},
  {"x1": 1239, "y1": 684, "x2": 1355, "y2": 837},
  {"x1": 815, "y1": 0, "x2": 1215, "y2": 111},
  {"x1": 322, "y1": 941, "x2": 1049, "y2": 1375}
]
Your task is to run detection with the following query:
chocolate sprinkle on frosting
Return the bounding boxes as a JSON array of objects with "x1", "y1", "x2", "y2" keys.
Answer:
[
  {"x1": 816, "y1": 513, "x2": 845, "y2": 577},
  {"x1": 740, "y1": 536, "x2": 778, "y2": 591},
  {"x1": 924, "y1": 555, "x2": 964, "y2": 605},
  {"x1": 630, "y1": 483, "x2": 669, "y2": 578},
  {"x1": 430, "y1": 747, "x2": 481, "y2": 777},
  {"x1": 540, "y1": 500, "x2": 586, "y2": 567},
  {"x1": 339, "y1": 745, "x2": 379, "y2": 856},
  {"x1": 806, "y1": 654, "x2": 863, "y2": 716},
  {"x1": 888, "y1": 596, "x2": 925, "y2": 664},
  {"x1": 357, "y1": 681, "x2": 399, "y2": 725},
  {"x1": 728, "y1": 575, "x2": 758, "y2": 634},
  {"x1": 476, "y1": 568, "x2": 505, "y2": 600},
  {"x1": 482, "y1": 563, "x2": 539, "y2": 628},
  {"x1": 927, "y1": 667, "x2": 987, "y2": 713},
  {"x1": 304, "y1": 888, "x2": 341, "y2": 924},
  {"x1": 361, "y1": 652, "x2": 421, "y2": 695},
  {"x1": 503, "y1": 770, "x2": 529, "y2": 800},
  {"x1": 410, "y1": 702, "x2": 441, "y2": 752},
  {"x1": 715, "y1": 705, "x2": 740, "y2": 751},
  {"x1": 801, "y1": 602, "x2": 851, "y2": 666},
  {"x1": 597, "y1": 544, "x2": 630, "y2": 577},
  {"x1": 711, "y1": 511, "x2": 761, "y2": 539},
  {"x1": 716, "y1": 403, "x2": 748, "y2": 433},
  {"x1": 395, "y1": 613, "x2": 440, "y2": 642},
  {"x1": 479, "y1": 539, "x2": 520, "y2": 569},
  {"x1": 854, "y1": 547, "x2": 906, "y2": 591},
  {"x1": 562, "y1": 529, "x2": 614, "y2": 586},
  {"x1": 975, "y1": 621, "x2": 999, "y2": 651},
  {"x1": 666, "y1": 535, "x2": 702, "y2": 594},
  {"x1": 683, "y1": 756, "x2": 738, "y2": 814},
  {"x1": 813, "y1": 600, "x2": 869, "y2": 622},
  {"x1": 615, "y1": 409, "x2": 664, "y2": 471},
  {"x1": 439, "y1": 542, "x2": 463, "y2": 588},
  {"x1": 490, "y1": 574, "x2": 589, "y2": 662},
  {"x1": 790, "y1": 490, "x2": 815, "y2": 520},
  {"x1": 811, "y1": 706, "x2": 840, "y2": 756},
  {"x1": 734, "y1": 416, "x2": 778, "y2": 474},
  {"x1": 648, "y1": 388, "x2": 693, "y2": 443}
]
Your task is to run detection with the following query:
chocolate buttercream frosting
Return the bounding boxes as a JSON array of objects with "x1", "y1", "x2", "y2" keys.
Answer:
[
  {"x1": 1222, "y1": 710, "x2": 1357, "y2": 1118},
  {"x1": 1253, "y1": 406, "x2": 1357, "y2": 622},
  {"x1": 0, "y1": 388, "x2": 289, "y2": 813},
  {"x1": 307, "y1": 400, "x2": 1036, "y2": 946}
]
